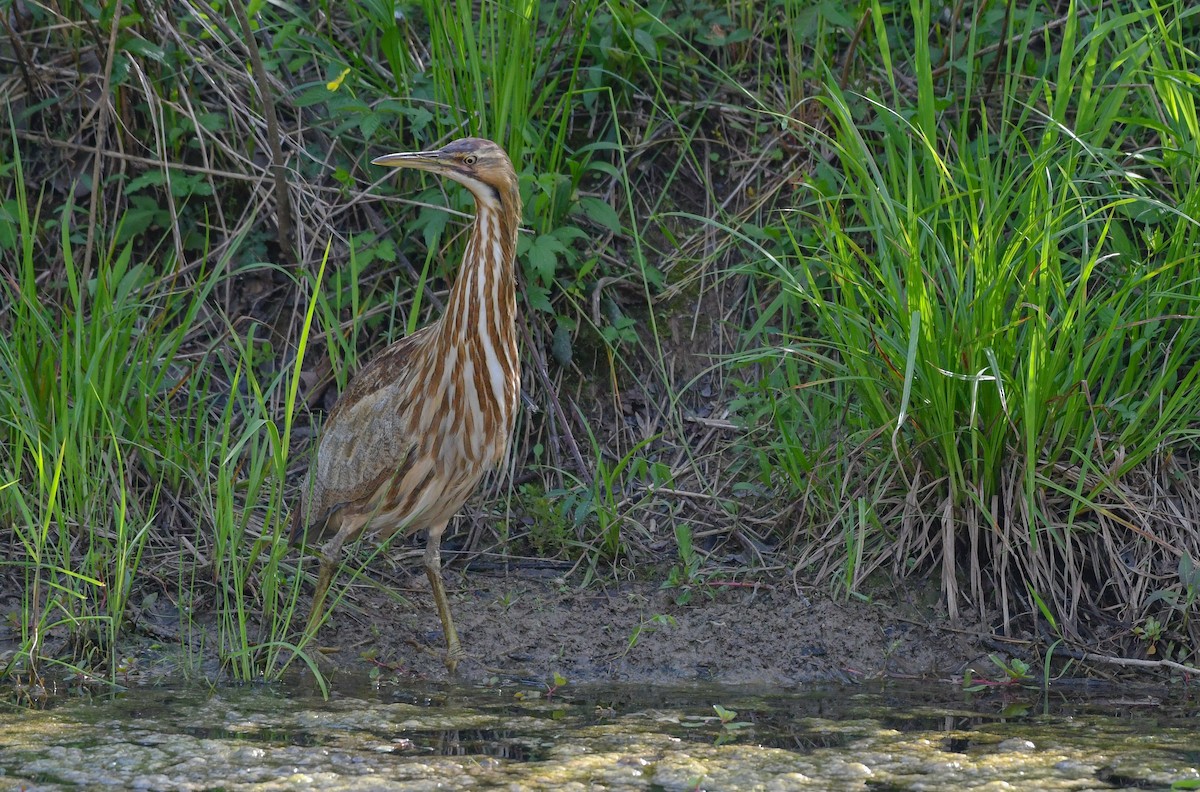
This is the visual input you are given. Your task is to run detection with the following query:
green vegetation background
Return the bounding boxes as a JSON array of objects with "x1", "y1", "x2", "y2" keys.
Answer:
[{"x1": 2, "y1": 0, "x2": 1199, "y2": 684}]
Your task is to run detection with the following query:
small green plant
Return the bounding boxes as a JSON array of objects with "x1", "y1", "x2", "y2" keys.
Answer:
[
  {"x1": 587, "y1": 433, "x2": 662, "y2": 560},
  {"x1": 492, "y1": 590, "x2": 519, "y2": 612},
  {"x1": 625, "y1": 614, "x2": 677, "y2": 655},
  {"x1": 545, "y1": 671, "x2": 568, "y2": 700},
  {"x1": 711, "y1": 703, "x2": 753, "y2": 744},
  {"x1": 513, "y1": 671, "x2": 568, "y2": 701},
  {"x1": 662, "y1": 524, "x2": 703, "y2": 605},
  {"x1": 963, "y1": 654, "x2": 1036, "y2": 692},
  {"x1": 519, "y1": 481, "x2": 579, "y2": 558},
  {"x1": 679, "y1": 703, "x2": 753, "y2": 745},
  {"x1": 1133, "y1": 617, "x2": 1165, "y2": 657}
]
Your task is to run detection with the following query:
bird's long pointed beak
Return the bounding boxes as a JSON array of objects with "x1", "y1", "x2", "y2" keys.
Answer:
[{"x1": 371, "y1": 150, "x2": 443, "y2": 169}]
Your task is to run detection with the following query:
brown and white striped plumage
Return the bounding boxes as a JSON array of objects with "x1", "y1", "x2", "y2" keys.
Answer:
[{"x1": 293, "y1": 137, "x2": 521, "y2": 673}]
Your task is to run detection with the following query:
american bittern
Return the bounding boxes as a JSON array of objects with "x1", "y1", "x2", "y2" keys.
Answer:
[{"x1": 292, "y1": 137, "x2": 521, "y2": 674}]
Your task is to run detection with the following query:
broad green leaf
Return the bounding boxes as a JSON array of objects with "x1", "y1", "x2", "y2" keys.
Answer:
[{"x1": 576, "y1": 196, "x2": 621, "y2": 235}]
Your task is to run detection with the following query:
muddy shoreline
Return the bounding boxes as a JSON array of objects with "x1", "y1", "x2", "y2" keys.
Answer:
[{"x1": 298, "y1": 568, "x2": 989, "y2": 686}]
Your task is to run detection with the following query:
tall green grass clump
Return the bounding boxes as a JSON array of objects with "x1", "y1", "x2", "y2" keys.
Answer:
[
  {"x1": 0, "y1": 178, "x2": 182, "y2": 678},
  {"x1": 764, "y1": 0, "x2": 1200, "y2": 647},
  {"x1": 0, "y1": 142, "x2": 314, "y2": 685}
]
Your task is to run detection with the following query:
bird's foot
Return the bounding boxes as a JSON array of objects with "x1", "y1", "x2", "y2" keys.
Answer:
[
  {"x1": 444, "y1": 645, "x2": 466, "y2": 676},
  {"x1": 402, "y1": 637, "x2": 465, "y2": 677}
]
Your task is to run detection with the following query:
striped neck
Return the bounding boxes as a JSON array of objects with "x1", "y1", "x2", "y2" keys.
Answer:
[
  {"x1": 434, "y1": 199, "x2": 521, "y2": 430},
  {"x1": 440, "y1": 202, "x2": 518, "y2": 344}
]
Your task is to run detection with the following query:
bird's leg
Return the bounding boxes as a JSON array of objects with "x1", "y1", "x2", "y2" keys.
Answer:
[
  {"x1": 302, "y1": 532, "x2": 345, "y2": 639},
  {"x1": 424, "y1": 526, "x2": 462, "y2": 674}
]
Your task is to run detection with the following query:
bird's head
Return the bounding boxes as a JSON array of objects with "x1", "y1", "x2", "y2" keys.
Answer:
[{"x1": 372, "y1": 137, "x2": 519, "y2": 213}]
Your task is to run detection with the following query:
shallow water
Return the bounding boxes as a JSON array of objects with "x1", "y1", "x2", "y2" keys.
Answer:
[{"x1": 1, "y1": 677, "x2": 1197, "y2": 790}]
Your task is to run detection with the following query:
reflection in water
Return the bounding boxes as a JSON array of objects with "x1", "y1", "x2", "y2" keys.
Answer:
[{"x1": 0, "y1": 678, "x2": 1197, "y2": 790}]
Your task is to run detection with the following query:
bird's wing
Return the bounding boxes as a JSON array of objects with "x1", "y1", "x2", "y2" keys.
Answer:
[{"x1": 296, "y1": 330, "x2": 432, "y2": 539}]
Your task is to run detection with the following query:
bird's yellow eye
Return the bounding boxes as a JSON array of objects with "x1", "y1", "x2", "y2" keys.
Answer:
[{"x1": 463, "y1": 154, "x2": 478, "y2": 166}]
